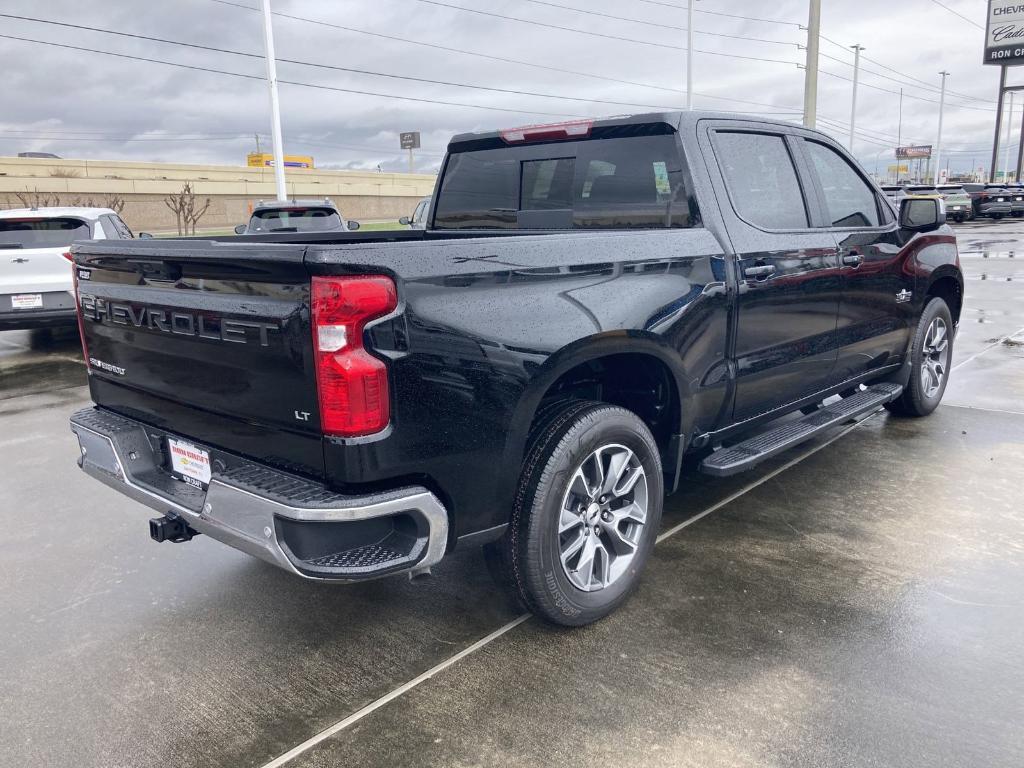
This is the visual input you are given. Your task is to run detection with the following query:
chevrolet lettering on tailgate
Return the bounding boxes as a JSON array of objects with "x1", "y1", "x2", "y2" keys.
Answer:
[{"x1": 79, "y1": 295, "x2": 280, "y2": 346}]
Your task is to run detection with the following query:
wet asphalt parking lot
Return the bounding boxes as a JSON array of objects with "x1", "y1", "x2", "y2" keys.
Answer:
[{"x1": 1, "y1": 221, "x2": 1022, "y2": 768}]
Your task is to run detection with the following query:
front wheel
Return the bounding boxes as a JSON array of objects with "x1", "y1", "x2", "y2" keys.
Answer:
[
  {"x1": 485, "y1": 401, "x2": 663, "y2": 626},
  {"x1": 886, "y1": 297, "x2": 953, "y2": 417}
]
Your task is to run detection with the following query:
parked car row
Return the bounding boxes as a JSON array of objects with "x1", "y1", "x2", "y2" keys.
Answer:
[{"x1": 881, "y1": 182, "x2": 1024, "y2": 223}]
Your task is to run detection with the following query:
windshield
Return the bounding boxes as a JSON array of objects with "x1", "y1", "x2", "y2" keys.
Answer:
[
  {"x1": 0, "y1": 217, "x2": 91, "y2": 247},
  {"x1": 248, "y1": 207, "x2": 343, "y2": 233}
]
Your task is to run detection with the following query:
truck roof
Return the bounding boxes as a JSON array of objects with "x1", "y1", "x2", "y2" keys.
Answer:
[{"x1": 447, "y1": 111, "x2": 831, "y2": 153}]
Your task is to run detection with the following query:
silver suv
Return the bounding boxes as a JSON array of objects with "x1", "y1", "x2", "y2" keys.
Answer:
[{"x1": 235, "y1": 199, "x2": 360, "y2": 234}]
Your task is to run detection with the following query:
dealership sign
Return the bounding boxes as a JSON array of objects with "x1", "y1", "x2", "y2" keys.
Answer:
[
  {"x1": 896, "y1": 145, "x2": 932, "y2": 159},
  {"x1": 985, "y1": 1, "x2": 1024, "y2": 66}
]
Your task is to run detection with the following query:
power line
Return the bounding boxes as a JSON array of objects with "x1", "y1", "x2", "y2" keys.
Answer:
[
  {"x1": 818, "y1": 67, "x2": 997, "y2": 113},
  {"x1": 508, "y1": 0, "x2": 799, "y2": 45},
  {"x1": 0, "y1": 33, "x2": 585, "y2": 119},
  {"x1": 209, "y1": 0, "x2": 685, "y2": 96},
  {"x1": 212, "y1": 0, "x2": 809, "y2": 110},
  {"x1": 407, "y1": 0, "x2": 801, "y2": 64},
  {"x1": 818, "y1": 36, "x2": 995, "y2": 107},
  {"x1": 2, "y1": 12, "x2": 810, "y2": 118},
  {"x1": 631, "y1": 0, "x2": 802, "y2": 27},
  {"x1": 0, "y1": 14, "x2": 693, "y2": 113},
  {"x1": 928, "y1": 0, "x2": 984, "y2": 29}
]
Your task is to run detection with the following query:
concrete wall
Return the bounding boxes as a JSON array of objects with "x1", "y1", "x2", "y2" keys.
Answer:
[{"x1": 0, "y1": 157, "x2": 437, "y2": 232}]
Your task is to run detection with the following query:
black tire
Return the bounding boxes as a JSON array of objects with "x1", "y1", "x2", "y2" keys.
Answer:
[
  {"x1": 886, "y1": 297, "x2": 953, "y2": 417},
  {"x1": 484, "y1": 400, "x2": 664, "y2": 627}
]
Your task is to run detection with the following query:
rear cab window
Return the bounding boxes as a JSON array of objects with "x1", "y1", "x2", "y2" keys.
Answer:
[
  {"x1": 0, "y1": 217, "x2": 92, "y2": 248},
  {"x1": 432, "y1": 127, "x2": 695, "y2": 231}
]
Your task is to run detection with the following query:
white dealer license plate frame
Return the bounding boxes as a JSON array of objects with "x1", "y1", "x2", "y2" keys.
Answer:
[{"x1": 167, "y1": 437, "x2": 212, "y2": 490}]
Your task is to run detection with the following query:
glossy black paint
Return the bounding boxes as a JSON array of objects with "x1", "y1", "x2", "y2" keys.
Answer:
[{"x1": 71, "y1": 111, "x2": 961, "y2": 550}]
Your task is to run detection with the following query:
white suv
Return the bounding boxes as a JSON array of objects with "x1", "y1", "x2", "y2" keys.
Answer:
[{"x1": 0, "y1": 207, "x2": 133, "y2": 330}]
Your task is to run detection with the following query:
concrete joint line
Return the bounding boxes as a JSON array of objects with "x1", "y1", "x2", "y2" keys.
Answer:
[{"x1": 952, "y1": 325, "x2": 1024, "y2": 373}]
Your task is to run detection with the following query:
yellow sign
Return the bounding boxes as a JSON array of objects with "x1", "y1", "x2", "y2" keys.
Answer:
[
  {"x1": 887, "y1": 164, "x2": 909, "y2": 174},
  {"x1": 247, "y1": 153, "x2": 314, "y2": 169}
]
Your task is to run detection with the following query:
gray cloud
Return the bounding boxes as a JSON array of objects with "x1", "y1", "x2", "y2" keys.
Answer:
[{"x1": 0, "y1": 0, "x2": 1005, "y2": 175}]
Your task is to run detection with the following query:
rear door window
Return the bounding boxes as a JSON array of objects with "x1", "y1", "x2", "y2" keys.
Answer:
[
  {"x1": 432, "y1": 134, "x2": 693, "y2": 230},
  {"x1": 0, "y1": 217, "x2": 92, "y2": 248},
  {"x1": 713, "y1": 132, "x2": 809, "y2": 230}
]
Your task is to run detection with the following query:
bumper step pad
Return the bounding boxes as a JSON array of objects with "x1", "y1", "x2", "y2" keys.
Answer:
[{"x1": 699, "y1": 383, "x2": 903, "y2": 477}]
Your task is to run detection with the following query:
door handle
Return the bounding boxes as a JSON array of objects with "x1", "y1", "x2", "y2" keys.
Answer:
[
  {"x1": 842, "y1": 252, "x2": 864, "y2": 267},
  {"x1": 744, "y1": 264, "x2": 776, "y2": 279}
]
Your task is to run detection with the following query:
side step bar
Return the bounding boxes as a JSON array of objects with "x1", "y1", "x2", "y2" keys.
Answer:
[{"x1": 699, "y1": 383, "x2": 903, "y2": 477}]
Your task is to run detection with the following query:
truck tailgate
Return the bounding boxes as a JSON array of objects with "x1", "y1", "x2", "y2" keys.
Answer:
[{"x1": 73, "y1": 240, "x2": 324, "y2": 477}]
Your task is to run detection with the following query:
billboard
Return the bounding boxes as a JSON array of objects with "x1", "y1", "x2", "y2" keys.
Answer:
[
  {"x1": 896, "y1": 145, "x2": 933, "y2": 159},
  {"x1": 985, "y1": 1, "x2": 1024, "y2": 66},
  {"x1": 400, "y1": 131, "x2": 421, "y2": 150},
  {"x1": 246, "y1": 153, "x2": 314, "y2": 169}
]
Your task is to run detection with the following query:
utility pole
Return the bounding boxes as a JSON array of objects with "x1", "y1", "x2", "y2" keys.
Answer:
[
  {"x1": 934, "y1": 71, "x2": 949, "y2": 185},
  {"x1": 849, "y1": 44, "x2": 864, "y2": 150},
  {"x1": 254, "y1": 133, "x2": 261, "y2": 155},
  {"x1": 1004, "y1": 91, "x2": 1015, "y2": 184},
  {"x1": 802, "y1": 0, "x2": 821, "y2": 128},
  {"x1": 260, "y1": 0, "x2": 287, "y2": 201},
  {"x1": 686, "y1": 0, "x2": 694, "y2": 110}
]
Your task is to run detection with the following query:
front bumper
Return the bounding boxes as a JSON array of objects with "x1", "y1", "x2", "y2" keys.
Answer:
[{"x1": 69, "y1": 407, "x2": 449, "y2": 580}]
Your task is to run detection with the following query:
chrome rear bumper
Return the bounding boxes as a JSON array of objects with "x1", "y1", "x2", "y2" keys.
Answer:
[{"x1": 69, "y1": 407, "x2": 448, "y2": 580}]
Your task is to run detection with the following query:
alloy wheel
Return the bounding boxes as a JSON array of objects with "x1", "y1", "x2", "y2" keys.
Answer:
[
  {"x1": 921, "y1": 316, "x2": 950, "y2": 399},
  {"x1": 558, "y1": 444, "x2": 648, "y2": 592}
]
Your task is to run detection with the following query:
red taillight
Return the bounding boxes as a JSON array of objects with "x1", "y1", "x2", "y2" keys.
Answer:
[
  {"x1": 62, "y1": 251, "x2": 74, "y2": 263},
  {"x1": 72, "y1": 266, "x2": 90, "y2": 369},
  {"x1": 500, "y1": 119, "x2": 593, "y2": 144},
  {"x1": 311, "y1": 275, "x2": 398, "y2": 437}
]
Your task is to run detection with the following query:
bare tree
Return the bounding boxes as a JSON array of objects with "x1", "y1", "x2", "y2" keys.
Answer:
[
  {"x1": 164, "y1": 183, "x2": 211, "y2": 235},
  {"x1": 14, "y1": 188, "x2": 62, "y2": 208},
  {"x1": 103, "y1": 194, "x2": 126, "y2": 214},
  {"x1": 49, "y1": 167, "x2": 81, "y2": 178}
]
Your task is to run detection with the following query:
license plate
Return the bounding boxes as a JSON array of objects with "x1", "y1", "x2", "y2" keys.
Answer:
[
  {"x1": 951, "y1": 206, "x2": 962, "y2": 210},
  {"x1": 167, "y1": 437, "x2": 211, "y2": 490},
  {"x1": 998, "y1": 197, "x2": 1006, "y2": 202},
  {"x1": 11, "y1": 293, "x2": 43, "y2": 310}
]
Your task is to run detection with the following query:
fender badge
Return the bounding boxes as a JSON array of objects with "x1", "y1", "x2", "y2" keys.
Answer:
[{"x1": 896, "y1": 289, "x2": 912, "y2": 304}]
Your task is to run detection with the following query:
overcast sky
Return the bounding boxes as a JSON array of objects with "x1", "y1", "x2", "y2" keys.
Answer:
[{"x1": 0, "y1": 0, "x2": 1011, "y2": 176}]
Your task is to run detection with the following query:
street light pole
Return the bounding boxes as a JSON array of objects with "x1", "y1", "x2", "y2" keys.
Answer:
[
  {"x1": 803, "y1": 0, "x2": 821, "y2": 128},
  {"x1": 849, "y1": 44, "x2": 864, "y2": 150},
  {"x1": 934, "y1": 71, "x2": 949, "y2": 185},
  {"x1": 686, "y1": 0, "x2": 694, "y2": 110},
  {"x1": 260, "y1": 0, "x2": 287, "y2": 201}
]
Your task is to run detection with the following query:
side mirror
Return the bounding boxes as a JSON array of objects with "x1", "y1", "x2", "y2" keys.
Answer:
[
  {"x1": 234, "y1": 224, "x2": 247, "y2": 235},
  {"x1": 899, "y1": 197, "x2": 945, "y2": 233},
  {"x1": 347, "y1": 220, "x2": 361, "y2": 231},
  {"x1": 399, "y1": 216, "x2": 411, "y2": 226},
  {"x1": 138, "y1": 232, "x2": 153, "y2": 240}
]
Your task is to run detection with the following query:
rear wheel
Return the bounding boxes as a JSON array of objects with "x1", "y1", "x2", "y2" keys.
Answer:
[
  {"x1": 485, "y1": 401, "x2": 663, "y2": 626},
  {"x1": 886, "y1": 297, "x2": 953, "y2": 417}
]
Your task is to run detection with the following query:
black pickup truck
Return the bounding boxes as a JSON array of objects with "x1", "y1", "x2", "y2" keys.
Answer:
[{"x1": 69, "y1": 112, "x2": 962, "y2": 626}]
